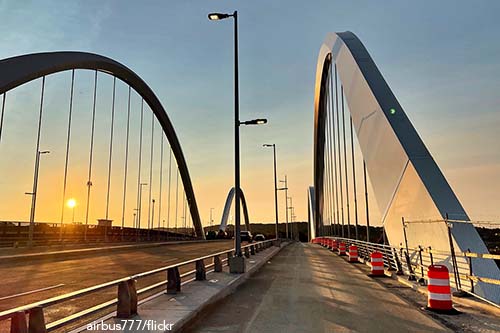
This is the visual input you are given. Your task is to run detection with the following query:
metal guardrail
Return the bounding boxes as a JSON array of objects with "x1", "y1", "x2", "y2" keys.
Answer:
[
  {"x1": 0, "y1": 239, "x2": 278, "y2": 332},
  {"x1": 315, "y1": 236, "x2": 500, "y2": 308},
  {"x1": 0, "y1": 221, "x2": 198, "y2": 247}
]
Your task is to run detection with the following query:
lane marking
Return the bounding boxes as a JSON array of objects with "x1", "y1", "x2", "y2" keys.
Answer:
[{"x1": 0, "y1": 283, "x2": 65, "y2": 301}]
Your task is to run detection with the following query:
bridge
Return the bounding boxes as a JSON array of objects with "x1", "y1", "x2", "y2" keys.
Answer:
[{"x1": 0, "y1": 29, "x2": 499, "y2": 333}]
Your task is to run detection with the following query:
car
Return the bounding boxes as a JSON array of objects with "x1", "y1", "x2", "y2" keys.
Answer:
[
  {"x1": 240, "y1": 230, "x2": 253, "y2": 242},
  {"x1": 254, "y1": 234, "x2": 265, "y2": 241}
]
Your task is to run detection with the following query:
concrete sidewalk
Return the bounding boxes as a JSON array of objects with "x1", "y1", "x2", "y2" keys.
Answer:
[{"x1": 187, "y1": 242, "x2": 450, "y2": 333}]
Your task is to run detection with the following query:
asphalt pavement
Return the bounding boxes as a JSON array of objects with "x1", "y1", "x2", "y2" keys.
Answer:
[{"x1": 187, "y1": 242, "x2": 450, "y2": 333}]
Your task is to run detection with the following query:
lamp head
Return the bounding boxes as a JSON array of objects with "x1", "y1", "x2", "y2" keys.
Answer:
[
  {"x1": 241, "y1": 118, "x2": 268, "y2": 126},
  {"x1": 208, "y1": 13, "x2": 231, "y2": 20}
]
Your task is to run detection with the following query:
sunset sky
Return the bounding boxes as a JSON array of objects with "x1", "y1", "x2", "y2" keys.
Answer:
[{"x1": 0, "y1": 0, "x2": 499, "y2": 228}]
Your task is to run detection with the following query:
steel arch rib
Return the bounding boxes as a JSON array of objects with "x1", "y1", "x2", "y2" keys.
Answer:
[
  {"x1": 313, "y1": 32, "x2": 499, "y2": 303},
  {"x1": 0, "y1": 51, "x2": 204, "y2": 239},
  {"x1": 219, "y1": 187, "x2": 250, "y2": 233}
]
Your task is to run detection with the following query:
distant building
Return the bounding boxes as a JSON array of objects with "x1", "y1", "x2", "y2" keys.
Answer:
[{"x1": 97, "y1": 219, "x2": 113, "y2": 227}]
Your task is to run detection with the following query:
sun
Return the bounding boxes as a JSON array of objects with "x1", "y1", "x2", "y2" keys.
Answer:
[{"x1": 67, "y1": 198, "x2": 77, "y2": 208}]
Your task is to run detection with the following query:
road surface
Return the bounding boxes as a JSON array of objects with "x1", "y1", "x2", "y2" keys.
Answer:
[
  {"x1": 187, "y1": 242, "x2": 450, "y2": 333},
  {"x1": 0, "y1": 240, "x2": 235, "y2": 332}
]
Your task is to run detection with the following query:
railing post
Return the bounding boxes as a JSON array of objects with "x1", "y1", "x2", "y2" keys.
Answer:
[
  {"x1": 392, "y1": 248, "x2": 404, "y2": 275},
  {"x1": 196, "y1": 259, "x2": 206, "y2": 280},
  {"x1": 227, "y1": 251, "x2": 233, "y2": 261},
  {"x1": 167, "y1": 267, "x2": 181, "y2": 294},
  {"x1": 250, "y1": 245, "x2": 255, "y2": 255},
  {"x1": 244, "y1": 246, "x2": 250, "y2": 258},
  {"x1": 28, "y1": 306, "x2": 46, "y2": 333},
  {"x1": 214, "y1": 255, "x2": 223, "y2": 272},
  {"x1": 255, "y1": 243, "x2": 260, "y2": 253},
  {"x1": 467, "y1": 249, "x2": 474, "y2": 293},
  {"x1": 10, "y1": 311, "x2": 28, "y2": 333},
  {"x1": 117, "y1": 279, "x2": 137, "y2": 318}
]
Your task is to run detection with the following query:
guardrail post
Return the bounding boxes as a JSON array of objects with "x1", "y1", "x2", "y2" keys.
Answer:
[
  {"x1": 244, "y1": 246, "x2": 250, "y2": 258},
  {"x1": 214, "y1": 255, "x2": 223, "y2": 272},
  {"x1": 10, "y1": 311, "x2": 28, "y2": 333},
  {"x1": 117, "y1": 279, "x2": 137, "y2": 318},
  {"x1": 250, "y1": 245, "x2": 255, "y2": 255},
  {"x1": 255, "y1": 243, "x2": 260, "y2": 253},
  {"x1": 28, "y1": 306, "x2": 46, "y2": 333},
  {"x1": 167, "y1": 267, "x2": 181, "y2": 294},
  {"x1": 227, "y1": 251, "x2": 233, "y2": 261},
  {"x1": 196, "y1": 259, "x2": 206, "y2": 280}
]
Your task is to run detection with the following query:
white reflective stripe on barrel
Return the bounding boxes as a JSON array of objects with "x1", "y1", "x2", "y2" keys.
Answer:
[
  {"x1": 371, "y1": 266, "x2": 384, "y2": 270},
  {"x1": 428, "y1": 292, "x2": 452, "y2": 301},
  {"x1": 428, "y1": 278, "x2": 450, "y2": 286},
  {"x1": 371, "y1": 258, "x2": 383, "y2": 262}
]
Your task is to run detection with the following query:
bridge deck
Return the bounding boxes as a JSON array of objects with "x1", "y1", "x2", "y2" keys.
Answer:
[{"x1": 187, "y1": 242, "x2": 449, "y2": 332}]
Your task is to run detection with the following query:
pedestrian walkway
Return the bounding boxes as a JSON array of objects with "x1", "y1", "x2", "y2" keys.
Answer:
[{"x1": 187, "y1": 242, "x2": 449, "y2": 333}]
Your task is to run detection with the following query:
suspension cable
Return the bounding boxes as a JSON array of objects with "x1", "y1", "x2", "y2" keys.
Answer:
[
  {"x1": 333, "y1": 65, "x2": 343, "y2": 237},
  {"x1": 350, "y1": 116, "x2": 359, "y2": 239},
  {"x1": 363, "y1": 160, "x2": 370, "y2": 242},
  {"x1": 158, "y1": 133, "x2": 164, "y2": 230},
  {"x1": 120, "y1": 86, "x2": 132, "y2": 238},
  {"x1": 59, "y1": 70, "x2": 75, "y2": 239},
  {"x1": 147, "y1": 112, "x2": 155, "y2": 239},
  {"x1": 167, "y1": 148, "x2": 172, "y2": 236},
  {"x1": 331, "y1": 64, "x2": 340, "y2": 236},
  {"x1": 84, "y1": 71, "x2": 98, "y2": 240},
  {"x1": 327, "y1": 65, "x2": 338, "y2": 234},
  {"x1": 105, "y1": 77, "x2": 116, "y2": 220},
  {"x1": 341, "y1": 86, "x2": 351, "y2": 238},
  {"x1": 136, "y1": 99, "x2": 144, "y2": 235},
  {"x1": 175, "y1": 168, "x2": 179, "y2": 234}
]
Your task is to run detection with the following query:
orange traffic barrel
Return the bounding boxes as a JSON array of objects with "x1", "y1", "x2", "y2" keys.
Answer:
[
  {"x1": 369, "y1": 251, "x2": 384, "y2": 276},
  {"x1": 331, "y1": 239, "x2": 338, "y2": 251},
  {"x1": 348, "y1": 245, "x2": 358, "y2": 262},
  {"x1": 427, "y1": 265, "x2": 455, "y2": 313},
  {"x1": 338, "y1": 242, "x2": 346, "y2": 255}
]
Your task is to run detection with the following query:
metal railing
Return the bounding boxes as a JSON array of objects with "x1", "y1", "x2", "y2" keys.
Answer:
[
  {"x1": 314, "y1": 236, "x2": 500, "y2": 308},
  {"x1": 0, "y1": 221, "x2": 197, "y2": 247},
  {"x1": 0, "y1": 239, "x2": 278, "y2": 332}
]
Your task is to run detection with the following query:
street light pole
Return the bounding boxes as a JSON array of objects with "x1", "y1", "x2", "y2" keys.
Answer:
[
  {"x1": 137, "y1": 182, "x2": 147, "y2": 241},
  {"x1": 27, "y1": 150, "x2": 50, "y2": 247},
  {"x1": 288, "y1": 197, "x2": 293, "y2": 240},
  {"x1": 232, "y1": 10, "x2": 242, "y2": 258},
  {"x1": 210, "y1": 208, "x2": 214, "y2": 228},
  {"x1": 209, "y1": 10, "x2": 267, "y2": 273},
  {"x1": 263, "y1": 144, "x2": 278, "y2": 239},
  {"x1": 151, "y1": 198, "x2": 156, "y2": 241},
  {"x1": 279, "y1": 175, "x2": 289, "y2": 239}
]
